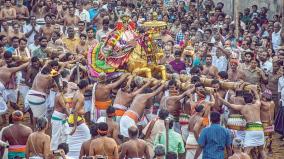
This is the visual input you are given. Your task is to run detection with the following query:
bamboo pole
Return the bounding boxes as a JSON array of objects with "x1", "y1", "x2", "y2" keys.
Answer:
[
  {"x1": 281, "y1": 0, "x2": 284, "y2": 45},
  {"x1": 235, "y1": 0, "x2": 240, "y2": 39},
  {"x1": 197, "y1": 0, "x2": 200, "y2": 21},
  {"x1": 76, "y1": 62, "x2": 80, "y2": 84}
]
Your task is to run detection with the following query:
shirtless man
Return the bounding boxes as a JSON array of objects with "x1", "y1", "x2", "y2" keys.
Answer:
[
  {"x1": 1, "y1": 111, "x2": 32, "y2": 159},
  {"x1": 57, "y1": 1, "x2": 68, "y2": 24},
  {"x1": 63, "y1": 6, "x2": 80, "y2": 33},
  {"x1": 218, "y1": 89, "x2": 266, "y2": 159},
  {"x1": 9, "y1": 22, "x2": 25, "y2": 40},
  {"x1": 160, "y1": 81, "x2": 194, "y2": 115},
  {"x1": 229, "y1": 138, "x2": 250, "y2": 159},
  {"x1": 0, "y1": 53, "x2": 30, "y2": 116},
  {"x1": 120, "y1": 126, "x2": 150, "y2": 159},
  {"x1": 211, "y1": 79, "x2": 227, "y2": 112},
  {"x1": 67, "y1": 80, "x2": 91, "y2": 158},
  {"x1": 201, "y1": 54, "x2": 218, "y2": 78},
  {"x1": 0, "y1": 0, "x2": 16, "y2": 22},
  {"x1": 228, "y1": 59, "x2": 245, "y2": 82},
  {"x1": 186, "y1": 105, "x2": 206, "y2": 159},
  {"x1": 188, "y1": 82, "x2": 215, "y2": 118},
  {"x1": 15, "y1": 0, "x2": 29, "y2": 22},
  {"x1": 51, "y1": 81, "x2": 70, "y2": 150},
  {"x1": 39, "y1": 14, "x2": 55, "y2": 41},
  {"x1": 93, "y1": 73, "x2": 129, "y2": 121},
  {"x1": 113, "y1": 77, "x2": 152, "y2": 123},
  {"x1": 79, "y1": 124, "x2": 98, "y2": 158},
  {"x1": 76, "y1": 34, "x2": 88, "y2": 56},
  {"x1": 260, "y1": 90, "x2": 275, "y2": 155},
  {"x1": 23, "y1": 57, "x2": 41, "y2": 124},
  {"x1": 239, "y1": 51, "x2": 253, "y2": 72},
  {"x1": 0, "y1": 21, "x2": 10, "y2": 36},
  {"x1": 86, "y1": 27, "x2": 98, "y2": 48},
  {"x1": 25, "y1": 66, "x2": 55, "y2": 127},
  {"x1": 89, "y1": 122, "x2": 119, "y2": 159},
  {"x1": 97, "y1": 106, "x2": 120, "y2": 144},
  {"x1": 26, "y1": 117, "x2": 51, "y2": 158},
  {"x1": 120, "y1": 82, "x2": 165, "y2": 138}
]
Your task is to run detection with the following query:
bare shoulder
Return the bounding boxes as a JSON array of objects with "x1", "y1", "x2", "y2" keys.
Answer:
[{"x1": 138, "y1": 139, "x2": 147, "y2": 145}]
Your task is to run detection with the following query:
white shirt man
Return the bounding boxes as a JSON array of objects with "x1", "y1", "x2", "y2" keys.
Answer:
[
  {"x1": 75, "y1": 9, "x2": 90, "y2": 23},
  {"x1": 211, "y1": 47, "x2": 228, "y2": 72},
  {"x1": 272, "y1": 30, "x2": 281, "y2": 51},
  {"x1": 259, "y1": 60, "x2": 272, "y2": 74},
  {"x1": 23, "y1": 23, "x2": 40, "y2": 45},
  {"x1": 278, "y1": 76, "x2": 284, "y2": 107}
]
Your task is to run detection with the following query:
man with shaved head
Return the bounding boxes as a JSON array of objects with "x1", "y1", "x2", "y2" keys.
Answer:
[
  {"x1": 119, "y1": 126, "x2": 150, "y2": 159},
  {"x1": 1, "y1": 110, "x2": 32, "y2": 159}
]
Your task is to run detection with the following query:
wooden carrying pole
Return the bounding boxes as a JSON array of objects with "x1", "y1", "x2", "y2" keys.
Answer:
[
  {"x1": 281, "y1": 0, "x2": 284, "y2": 45},
  {"x1": 235, "y1": 0, "x2": 240, "y2": 39}
]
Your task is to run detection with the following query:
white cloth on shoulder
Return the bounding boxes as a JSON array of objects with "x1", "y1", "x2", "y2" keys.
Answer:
[
  {"x1": 90, "y1": 83, "x2": 97, "y2": 122},
  {"x1": 0, "y1": 82, "x2": 8, "y2": 115}
]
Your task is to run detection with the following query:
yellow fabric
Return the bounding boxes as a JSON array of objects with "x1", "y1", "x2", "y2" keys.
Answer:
[
  {"x1": 62, "y1": 37, "x2": 80, "y2": 53},
  {"x1": 67, "y1": 114, "x2": 84, "y2": 124}
]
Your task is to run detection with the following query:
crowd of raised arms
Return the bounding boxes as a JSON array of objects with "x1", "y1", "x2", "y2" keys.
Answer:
[{"x1": 0, "y1": 0, "x2": 284, "y2": 159}]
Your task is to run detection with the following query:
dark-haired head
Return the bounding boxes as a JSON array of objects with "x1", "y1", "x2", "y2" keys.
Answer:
[
  {"x1": 191, "y1": 76, "x2": 200, "y2": 84},
  {"x1": 57, "y1": 143, "x2": 69, "y2": 154},
  {"x1": 154, "y1": 145, "x2": 165, "y2": 157},
  {"x1": 168, "y1": 79, "x2": 177, "y2": 88},
  {"x1": 158, "y1": 109, "x2": 169, "y2": 120},
  {"x1": 243, "y1": 92, "x2": 253, "y2": 104},
  {"x1": 77, "y1": 80, "x2": 89, "y2": 89},
  {"x1": 195, "y1": 82, "x2": 204, "y2": 88},
  {"x1": 190, "y1": 66, "x2": 201, "y2": 75},
  {"x1": 4, "y1": 51, "x2": 12, "y2": 59},
  {"x1": 97, "y1": 122, "x2": 108, "y2": 136},
  {"x1": 106, "y1": 106, "x2": 115, "y2": 117},
  {"x1": 218, "y1": 71, "x2": 228, "y2": 80},
  {"x1": 128, "y1": 126, "x2": 138, "y2": 138},
  {"x1": 41, "y1": 66, "x2": 52, "y2": 75},
  {"x1": 166, "y1": 152, "x2": 177, "y2": 159},
  {"x1": 195, "y1": 105, "x2": 204, "y2": 113},
  {"x1": 36, "y1": 117, "x2": 48, "y2": 131},
  {"x1": 31, "y1": 56, "x2": 39, "y2": 63},
  {"x1": 89, "y1": 123, "x2": 98, "y2": 137},
  {"x1": 210, "y1": 111, "x2": 220, "y2": 124},
  {"x1": 143, "y1": 87, "x2": 153, "y2": 94}
]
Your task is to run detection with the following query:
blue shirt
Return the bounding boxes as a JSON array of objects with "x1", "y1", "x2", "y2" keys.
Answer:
[
  {"x1": 89, "y1": 8, "x2": 98, "y2": 21},
  {"x1": 198, "y1": 124, "x2": 231, "y2": 159}
]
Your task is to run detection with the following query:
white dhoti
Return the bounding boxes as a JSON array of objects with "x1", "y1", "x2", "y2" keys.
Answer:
[
  {"x1": 18, "y1": 84, "x2": 29, "y2": 100},
  {"x1": 84, "y1": 98, "x2": 92, "y2": 113},
  {"x1": 186, "y1": 132, "x2": 202, "y2": 159},
  {"x1": 67, "y1": 123, "x2": 91, "y2": 158},
  {"x1": 4, "y1": 89, "x2": 18, "y2": 103},
  {"x1": 51, "y1": 111, "x2": 69, "y2": 150},
  {"x1": 244, "y1": 122, "x2": 265, "y2": 147},
  {"x1": 25, "y1": 90, "x2": 47, "y2": 118},
  {"x1": 0, "y1": 82, "x2": 8, "y2": 115},
  {"x1": 120, "y1": 111, "x2": 138, "y2": 137},
  {"x1": 47, "y1": 90, "x2": 57, "y2": 108}
]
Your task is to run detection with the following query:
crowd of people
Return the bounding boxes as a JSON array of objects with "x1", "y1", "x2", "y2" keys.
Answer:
[{"x1": 0, "y1": 0, "x2": 284, "y2": 159}]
